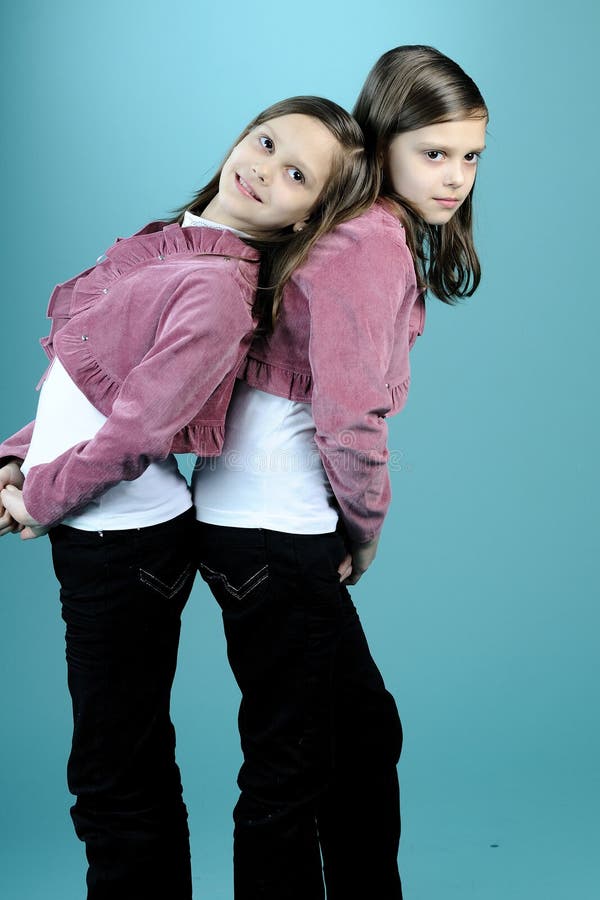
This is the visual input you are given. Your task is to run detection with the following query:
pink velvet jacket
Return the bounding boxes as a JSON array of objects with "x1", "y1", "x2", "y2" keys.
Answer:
[
  {"x1": 237, "y1": 202, "x2": 425, "y2": 543},
  {"x1": 0, "y1": 221, "x2": 259, "y2": 525}
]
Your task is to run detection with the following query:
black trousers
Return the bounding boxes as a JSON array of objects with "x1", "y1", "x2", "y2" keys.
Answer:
[
  {"x1": 196, "y1": 523, "x2": 403, "y2": 900},
  {"x1": 49, "y1": 509, "x2": 196, "y2": 900}
]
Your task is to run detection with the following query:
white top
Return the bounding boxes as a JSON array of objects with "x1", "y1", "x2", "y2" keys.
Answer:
[
  {"x1": 182, "y1": 210, "x2": 250, "y2": 236},
  {"x1": 193, "y1": 381, "x2": 338, "y2": 534}
]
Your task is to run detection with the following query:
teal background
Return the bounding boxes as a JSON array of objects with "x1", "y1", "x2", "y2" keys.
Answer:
[{"x1": 1, "y1": 1, "x2": 598, "y2": 897}]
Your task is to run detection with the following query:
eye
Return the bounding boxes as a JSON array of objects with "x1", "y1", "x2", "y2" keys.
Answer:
[
  {"x1": 464, "y1": 151, "x2": 481, "y2": 164},
  {"x1": 259, "y1": 135, "x2": 274, "y2": 152},
  {"x1": 286, "y1": 167, "x2": 305, "y2": 185},
  {"x1": 425, "y1": 150, "x2": 444, "y2": 161}
]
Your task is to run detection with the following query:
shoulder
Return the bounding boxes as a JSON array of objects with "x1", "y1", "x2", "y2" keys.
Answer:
[
  {"x1": 291, "y1": 203, "x2": 414, "y2": 303},
  {"x1": 339, "y1": 201, "x2": 407, "y2": 243},
  {"x1": 295, "y1": 202, "x2": 412, "y2": 285},
  {"x1": 116, "y1": 223, "x2": 259, "y2": 289},
  {"x1": 323, "y1": 201, "x2": 407, "y2": 249}
]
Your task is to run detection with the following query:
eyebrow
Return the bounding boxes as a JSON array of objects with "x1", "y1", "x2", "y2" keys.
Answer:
[
  {"x1": 263, "y1": 124, "x2": 316, "y2": 183},
  {"x1": 415, "y1": 141, "x2": 487, "y2": 154}
]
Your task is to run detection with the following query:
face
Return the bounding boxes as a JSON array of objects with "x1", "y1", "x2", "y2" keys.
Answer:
[
  {"x1": 386, "y1": 117, "x2": 487, "y2": 225},
  {"x1": 203, "y1": 113, "x2": 340, "y2": 236}
]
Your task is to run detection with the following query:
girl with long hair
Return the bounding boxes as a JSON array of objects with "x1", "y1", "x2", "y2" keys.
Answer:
[
  {"x1": 0, "y1": 95, "x2": 375, "y2": 900},
  {"x1": 194, "y1": 46, "x2": 488, "y2": 899}
]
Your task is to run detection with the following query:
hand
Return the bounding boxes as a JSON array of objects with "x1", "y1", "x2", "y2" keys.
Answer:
[
  {"x1": 337, "y1": 553, "x2": 353, "y2": 582},
  {"x1": 20, "y1": 523, "x2": 51, "y2": 541},
  {"x1": 0, "y1": 462, "x2": 25, "y2": 536},
  {"x1": 0, "y1": 484, "x2": 47, "y2": 540},
  {"x1": 0, "y1": 461, "x2": 24, "y2": 491},
  {"x1": 342, "y1": 535, "x2": 380, "y2": 586}
]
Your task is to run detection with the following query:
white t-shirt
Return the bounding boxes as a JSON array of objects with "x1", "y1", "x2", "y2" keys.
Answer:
[{"x1": 193, "y1": 382, "x2": 338, "y2": 534}]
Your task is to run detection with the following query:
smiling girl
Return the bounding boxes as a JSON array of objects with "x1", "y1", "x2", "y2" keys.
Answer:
[
  {"x1": 202, "y1": 115, "x2": 339, "y2": 235},
  {"x1": 193, "y1": 47, "x2": 488, "y2": 899},
  {"x1": 0, "y1": 96, "x2": 375, "y2": 900}
]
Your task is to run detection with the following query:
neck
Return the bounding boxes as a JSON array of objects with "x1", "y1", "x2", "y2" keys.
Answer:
[{"x1": 200, "y1": 196, "x2": 255, "y2": 237}]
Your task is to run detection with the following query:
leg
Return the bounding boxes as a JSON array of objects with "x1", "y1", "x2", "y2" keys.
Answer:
[
  {"x1": 196, "y1": 525, "x2": 351, "y2": 900},
  {"x1": 50, "y1": 510, "x2": 196, "y2": 900},
  {"x1": 316, "y1": 588, "x2": 404, "y2": 900}
]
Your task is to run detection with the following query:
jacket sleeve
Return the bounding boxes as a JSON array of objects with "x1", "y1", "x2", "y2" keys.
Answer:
[
  {"x1": 302, "y1": 228, "x2": 410, "y2": 543},
  {"x1": 22, "y1": 268, "x2": 256, "y2": 526},
  {"x1": 0, "y1": 420, "x2": 36, "y2": 466}
]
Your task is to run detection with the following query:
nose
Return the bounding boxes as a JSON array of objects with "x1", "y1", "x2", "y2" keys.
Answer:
[
  {"x1": 443, "y1": 160, "x2": 465, "y2": 189},
  {"x1": 251, "y1": 160, "x2": 270, "y2": 184}
]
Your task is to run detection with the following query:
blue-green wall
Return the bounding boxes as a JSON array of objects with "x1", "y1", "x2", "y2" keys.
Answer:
[{"x1": 1, "y1": 1, "x2": 598, "y2": 897}]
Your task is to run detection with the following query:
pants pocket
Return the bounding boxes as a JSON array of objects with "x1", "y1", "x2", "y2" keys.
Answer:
[
  {"x1": 198, "y1": 561, "x2": 269, "y2": 602},
  {"x1": 139, "y1": 562, "x2": 194, "y2": 600},
  {"x1": 195, "y1": 523, "x2": 270, "y2": 610}
]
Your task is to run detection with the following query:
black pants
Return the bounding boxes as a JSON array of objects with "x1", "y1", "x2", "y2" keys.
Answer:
[
  {"x1": 49, "y1": 509, "x2": 196, "y2": 900},
  {"x1": 196, "y1": 523, "x2": 403, "y2": 900}
]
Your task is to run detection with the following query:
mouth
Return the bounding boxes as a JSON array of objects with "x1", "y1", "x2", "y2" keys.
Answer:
[
  {"x1": 236, "y1": 174, "x2": 262, "y2": 203},
  {"x1": 434, "y1": 197, "x2": 461, "y2": 209}
]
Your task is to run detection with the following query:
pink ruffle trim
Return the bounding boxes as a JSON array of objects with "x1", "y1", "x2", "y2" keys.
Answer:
[
  {"x1": 238, "y1": 355, "x2": 313, "y2": 403},
  {"x1": 53, "y1": 332, "x2": 226, "y2": 458},
  {"x1": 59, "y1": 222, "x2": 258, "y2": 318}
]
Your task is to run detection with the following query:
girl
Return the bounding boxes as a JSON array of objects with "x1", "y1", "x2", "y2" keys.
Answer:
[
  {"x1": 0, "y1": 96, "x2": 375, "y2": 900},
  {"x1": 193, "y1": 46, "x2": 488, "y2": 899}
]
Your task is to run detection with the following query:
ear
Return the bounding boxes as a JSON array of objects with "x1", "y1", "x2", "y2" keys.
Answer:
[{"x1": 292, "y1": 219, "x2": 307, "y2": 233}]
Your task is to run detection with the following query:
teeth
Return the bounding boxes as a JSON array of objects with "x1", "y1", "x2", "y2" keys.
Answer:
[{"x1": 239, "y1": 176, "x2": 259, "y2": 200}]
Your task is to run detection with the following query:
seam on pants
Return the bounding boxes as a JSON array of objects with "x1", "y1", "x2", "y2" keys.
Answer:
[
  {"x1": 138, "y1": 562, "x2": 192, "y2": 599},
  {"x1": 199, "y1": 562, "x2": 269, "y2": 600}
]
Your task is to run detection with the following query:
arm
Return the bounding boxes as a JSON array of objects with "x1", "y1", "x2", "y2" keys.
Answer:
[
  {"x1": 0, "y1": 419, "x2": 35, "y2": 466},
  {"x1": 22, "y1": 268, "x2": 256, "y2": 526},
  {"x1": 304, "y1": 225, "x2": 409, "y2": 547},
  {"x1": 336, "y1": 534, "x2": 380, "y2": 586}
]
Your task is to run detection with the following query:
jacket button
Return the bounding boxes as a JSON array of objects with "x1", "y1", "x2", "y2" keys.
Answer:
[
  {"x1": 102, "y1": 287, "x2": 109, "y2": 294},
  {"x1": 158, "y1": 254, "x2": 165, "y2": 260},
  {"x1": 385, "y1": 382, "x2": 390, "y2": 388},
  {"x1": 81, "y1": 335, "x2": 88, "y2": 341}
]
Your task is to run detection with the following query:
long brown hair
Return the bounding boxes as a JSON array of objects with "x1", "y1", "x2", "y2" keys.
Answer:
[
  {"x1": 353, "y1": 45, "x2": 488, "y2": 302},
  {"x1": 172, "y1": 96, "x2": 377, "y2": 328}
]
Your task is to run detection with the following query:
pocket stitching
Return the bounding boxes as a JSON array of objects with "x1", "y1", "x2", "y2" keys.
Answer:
[
  {"x1": 139, "y1": 562, "x2": 192, "y2": 599},
  {"x1": 199, "y1": 562, "x2": 269, "y2": 600}
]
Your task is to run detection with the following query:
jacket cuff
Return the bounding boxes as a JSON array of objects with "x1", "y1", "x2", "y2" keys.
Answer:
[{"x1": 0, "y1": 420, "x2": 35, "y2": 467}]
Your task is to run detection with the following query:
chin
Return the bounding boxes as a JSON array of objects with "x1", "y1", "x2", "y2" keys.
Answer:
[{"x1": 426, "y1": 211, "x2": 457, "y2": 226}]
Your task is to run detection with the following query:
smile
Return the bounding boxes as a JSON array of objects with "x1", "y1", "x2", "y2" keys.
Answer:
[{"x1": 236, "y1": 174, "x2": 262, "y2": 202}]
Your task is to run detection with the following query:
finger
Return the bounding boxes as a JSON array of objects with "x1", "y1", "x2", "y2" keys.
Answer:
[
  {"x1": 0, "y1": 524, "x2": 18, "y2": 537},
  {"x1": 21, "y1": 524, "x2": 49, "y2": 540},
  {"x1": 337, "y1": 553, "x2": 352, "y2": 580},
  {"x1": 1, "y1": 487, "x2": 35, "y2": 526},
  {"x1": 0, "y1": 487, "x2": 21, "y2": 515},
  {"x1": 0, "y1": 511, "x2": 19, "y2": 536}
]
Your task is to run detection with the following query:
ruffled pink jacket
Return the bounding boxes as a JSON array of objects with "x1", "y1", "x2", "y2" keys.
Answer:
[
  {"x1": 1, "y1": 204, "x2": 423, "y2": 541},
  {"x1": 237, "y1": 202, "x2": 425, "y2": 543},
  {"x1": 0, "y1": 221, "x2": 259, "y2": 525}
]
